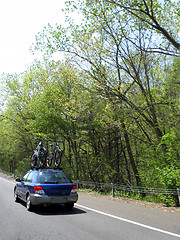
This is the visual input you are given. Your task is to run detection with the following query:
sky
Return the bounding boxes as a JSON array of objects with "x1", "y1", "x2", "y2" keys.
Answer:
[{"x1": 0, "y1": 0, "x2": 69, "y2": 75}]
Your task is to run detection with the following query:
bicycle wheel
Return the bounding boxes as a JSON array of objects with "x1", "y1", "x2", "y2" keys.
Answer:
[
  {"x1": 46, "y1": 153, "x2": 53, "y2": 168},
  {"x1": 31, "y1": 153, "x2": 37, "y2": 168},
  {"x1": 54, "y1": 150, "x2": 63, "y2": 168},
  {"x1": 39, "y1": 150, "x2": 47, "y2": 168}
]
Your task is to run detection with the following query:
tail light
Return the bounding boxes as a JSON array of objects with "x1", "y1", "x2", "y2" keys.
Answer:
[
  {"x1": 34, "y1": 186, "x2": 45, "y2": 195},
  {"x1": 71, "y1": 185, "x2": 77, "y2": 194}
]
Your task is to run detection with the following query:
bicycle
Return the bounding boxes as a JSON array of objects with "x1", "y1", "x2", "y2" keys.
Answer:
[
  {"x1": 46, "y1": 141, "x2": 63, "y2": 168},
  {"x1": 31, "y1": 138, "x2": 48, "y2": 168}
]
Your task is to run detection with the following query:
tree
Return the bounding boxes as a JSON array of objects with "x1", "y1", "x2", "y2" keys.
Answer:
[
  {"x1": 1, "y1": 0, "x2": 179, "y2": 194},
  {"x1": 105, "y1": 0, "x2": 180, "y2": 52},
  {"x1": 33, "y1": 0, "x2": 179, "y2": 184}
]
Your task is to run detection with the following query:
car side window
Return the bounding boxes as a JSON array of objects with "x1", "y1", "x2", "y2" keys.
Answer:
[
  {"x1": 26, "y1": 171, "x2": 34, "y2": 182},
  {"x1": 31, "y1": 172, "x2": 38, "y2": 183},
  {"x1": 22, "y1": 172, "x2": 30, "y2": 181}
]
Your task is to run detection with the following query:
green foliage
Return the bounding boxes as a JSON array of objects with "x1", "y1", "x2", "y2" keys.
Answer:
[
  {"x1": 0, "y1": 0, "x2": 179, "y2": 206},
  {"x1": 157, "y1": 166, "x2": 180, "y2": 190}
]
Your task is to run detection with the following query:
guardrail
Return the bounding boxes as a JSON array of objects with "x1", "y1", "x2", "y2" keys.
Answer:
[{"x1": 74, "y1": 180, "x2": 180, "y2": 205}]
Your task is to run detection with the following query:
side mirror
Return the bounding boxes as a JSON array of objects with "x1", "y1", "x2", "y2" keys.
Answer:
[{"x1": 16, "y1": 178, "x2": 22, "y2": 182}]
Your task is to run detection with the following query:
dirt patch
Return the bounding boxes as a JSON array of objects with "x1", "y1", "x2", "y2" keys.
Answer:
[{"x1": 0, "y1": 172, "x2": 16, "y2": 181}]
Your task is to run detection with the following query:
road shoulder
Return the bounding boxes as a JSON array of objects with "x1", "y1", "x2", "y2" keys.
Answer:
[{"x1": 78, "y1": 190, "x2": 180, "y2": 213}]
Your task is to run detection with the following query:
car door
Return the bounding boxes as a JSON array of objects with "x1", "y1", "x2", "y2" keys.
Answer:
[
  {"x1": 22, "y1": 171, "x2": 34, "y2": 201},
  {"x1": 17, "y1": 172, "x2": 30, "y2": 200}
]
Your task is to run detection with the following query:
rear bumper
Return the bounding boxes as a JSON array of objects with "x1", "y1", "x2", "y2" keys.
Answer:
[{"x1": 30, "y1": 193, "x2": 78, "y2": 206}]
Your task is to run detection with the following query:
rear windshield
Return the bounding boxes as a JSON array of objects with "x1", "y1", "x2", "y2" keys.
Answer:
[{"x1": 38, "y1": 172, "x2": 71, "y2": 184}]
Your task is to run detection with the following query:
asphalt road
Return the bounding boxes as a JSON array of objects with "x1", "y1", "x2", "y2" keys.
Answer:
[{"x1": 0, "y1": 175, "x2": 180, "y2": 240}]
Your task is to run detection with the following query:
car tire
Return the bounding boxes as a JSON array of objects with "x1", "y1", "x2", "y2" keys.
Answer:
[
  {"x1": 14, "y1": 188, "x2": 19, "y2": 203},
  {"x1": 26, "y1": 194, "x2": 34, "y2": 211}
]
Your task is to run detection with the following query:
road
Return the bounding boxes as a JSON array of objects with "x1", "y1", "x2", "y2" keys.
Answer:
[{"x1": 0, "y1": 175, "x2": 180, "y2": 240}]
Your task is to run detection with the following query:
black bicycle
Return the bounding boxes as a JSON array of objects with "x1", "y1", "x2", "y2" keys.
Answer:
[
  {"x1": 46, "y1": 141, "x2": 63, "y2": 168},
  {"x1": 31, "y1": 138, "x2": 48, "y2": 168}
]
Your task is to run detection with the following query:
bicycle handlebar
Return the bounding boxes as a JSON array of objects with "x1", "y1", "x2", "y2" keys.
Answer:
[{"x1": 33, "y1": 138, "x2": 64, "y2": 143}]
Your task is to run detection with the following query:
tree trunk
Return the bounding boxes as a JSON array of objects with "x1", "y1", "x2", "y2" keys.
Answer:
[{"x1": 121, "y1": 121, "x2": 141, "y2": 186}]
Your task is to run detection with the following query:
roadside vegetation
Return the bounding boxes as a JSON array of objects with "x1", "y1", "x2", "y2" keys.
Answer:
[{"x1": 0, "y1": 0, "x2": 179, "y2": 206}]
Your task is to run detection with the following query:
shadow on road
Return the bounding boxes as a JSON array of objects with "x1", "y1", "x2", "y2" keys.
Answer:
[
  {"x1": 17, "y1": 200, "x2": 86, "y2": 216},
  {"x1": 34, "y1": 205, "x2": 86, "y2": 216}
]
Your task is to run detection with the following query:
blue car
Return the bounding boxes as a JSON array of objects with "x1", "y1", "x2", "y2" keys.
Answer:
[{"x1": 14, "y1": 169, "x2": 78, "y2": 211}]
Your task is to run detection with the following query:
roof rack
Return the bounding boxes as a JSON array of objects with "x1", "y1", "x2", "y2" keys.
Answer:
[{"x1": 31, "y1": 166, "x2": 63, "y2": 171}]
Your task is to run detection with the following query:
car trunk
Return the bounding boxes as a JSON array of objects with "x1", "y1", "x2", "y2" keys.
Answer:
[{"x1": 40, "y1": 183, "x2": 74, "y2": 196}]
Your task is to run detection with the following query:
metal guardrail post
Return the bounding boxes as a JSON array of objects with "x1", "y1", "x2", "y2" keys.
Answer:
[
  {"x1": 77, "y1": 180, "x2": 79, "y2": 190},
  {"x1": 177, "y1": 188, "x2": 180, "y2": 206},
  {"x1": 111, "y1": 183, "x2": 115, "y2": 197}
]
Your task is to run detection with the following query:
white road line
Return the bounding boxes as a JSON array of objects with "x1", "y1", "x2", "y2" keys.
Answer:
[{"x1": 75, "y1": 203, "x2": 180, "y2": 238}]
